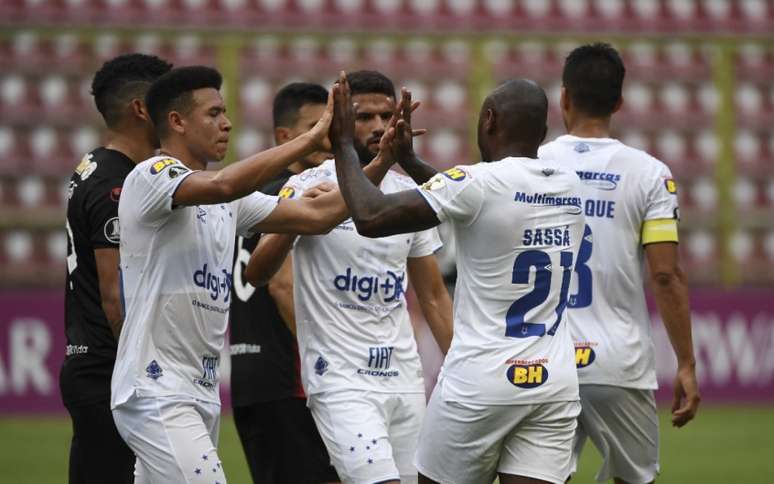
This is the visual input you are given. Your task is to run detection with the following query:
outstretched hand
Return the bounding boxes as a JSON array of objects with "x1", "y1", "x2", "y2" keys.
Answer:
[
  {"x1": 378, "y1": 87, "x2": 426, "y2": 164},
  {"x1": 307, "y1": 87, "x2": 335, "y2": 153},
  {"x1": 329, "y1": 71, "x2": 356, "y2": 151}
]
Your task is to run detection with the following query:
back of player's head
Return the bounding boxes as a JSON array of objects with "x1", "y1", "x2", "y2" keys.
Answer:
[
  {"x1": 91, "y1": 53, "x2": 172, "y2": 128},
  {"x1": 145, "y1": 65, "x2": 223, "y2": 138},
  {"x1": 485, "y1": 79, "x2": 548, "y2": 148},
  {"x1": 562, "y1": 43, "x2": 625, "y2": 117},
  {"x1": 272, "y1": 82, "x2": 328, "y2": 129},
  {"x1": 346, "y1": 70, "x2": 396, "y2": 100}
]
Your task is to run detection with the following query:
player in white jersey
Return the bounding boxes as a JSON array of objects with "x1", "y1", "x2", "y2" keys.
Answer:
[
  {"x1": 111, "y1": 66, "x2": 385, "y2": 484},
  {"x1": 538, "y1": 43, "x2": 700, "y2": 484},
  {"x1": 330, "y1": 74, "x2": 585, "y2": 483},
  {"x1": 245, "y1": 71, "x2": 453, "y2": 484}
]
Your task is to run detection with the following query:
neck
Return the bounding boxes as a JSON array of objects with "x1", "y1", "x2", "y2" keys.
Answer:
[
  {"x1": 159, "y1": 138, "x2": 207, "y2": 171},
  {"x1": 287, "y1": 160, "x2": 315, "y2": 174},
  {"x1": 104, "y1": 127, "x2": 155, "y2": 164},
  {"x1": 567, "y1": 115, "x2": 612, "y2": 139},
  {"x1": 490, "y1": 142, "x2": 538, "y2": 161}
]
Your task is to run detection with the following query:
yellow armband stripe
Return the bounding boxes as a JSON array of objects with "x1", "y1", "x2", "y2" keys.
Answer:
[{"x1": 641, "y1": 218, "x2": 679, "y2": 245}]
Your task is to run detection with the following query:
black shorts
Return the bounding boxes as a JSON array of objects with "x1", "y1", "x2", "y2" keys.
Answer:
[
  {"x1": 233, "y1": 397, "x2": 339, "y2": 484},
  {"x1": 65, "y1": 399, "x2": 135, "y2": 484}
]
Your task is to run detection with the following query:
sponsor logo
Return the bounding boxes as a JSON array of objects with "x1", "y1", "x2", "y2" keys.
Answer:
[
  {"x1": 507, "y1": 363, "x2": 548, "y2": 388},
  {"x1": 333, "y1": 268, "x2": 405, "y2": 302},
  {"x1": 193, "y1": 355, "x2": 219, "y2": 388},
  {"x1": 665, "y1": 178, "x2": 678, "y2": 194},
  {"x1": 574, "y1": 142, "x2": 590, "y2": 153},
  {"x1": 65, "y1": 344, "x2": 88, "y2": 356},
  {"x1": 75, "y1": 153, "x2": 97, "y2": 180},
  {"x1": 278, "y1": 186, "x2": 296, "y2": 199},
  {"x1": 149, "y1": 158, "x2": 178, "y2": 175},
  {"x1": 193, "y1": 264, "x2": 233, "y2": 302},
  {"x1": 110, "y1": 186, "x2": 122, "y2": 202},
  {"x1": 575, "y1": 344, "x2": 597, "y2": 369},
  {"x1": 103, "y1": 217, "x2": 120, "y2": 244},
  {"x1": 145, "y1": 360, "x2": 163, "y2": 380},
  {"x1": 359, "y1": 346, "x2": 399, "y2": 377},
  {"x1": 314, "y1": 356, "x2": 329, "y2": 376},
  {"x1": 230, "y1": 344, "x2": 261, "y2": 355},
  {"x1": 514, "y1": 192, "x2": 582, "y2": 215},
  {"x1": 441, "y1": 167, "x2": 467, "y2": 181},
  {"x1": 576, "y1": 171, "x2": 621, "y2": 190},
  {"x1": 168, "y1": 165, "x2": 188, "y2": 179},
  {"x1": 421, "y1": 173, "x2": 446, "y2": 192},
  {"x1": 191, "y1": 299, "x2": 229, "y2": 314}
]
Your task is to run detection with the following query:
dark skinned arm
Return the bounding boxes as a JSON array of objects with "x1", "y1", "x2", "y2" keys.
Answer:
[
  {"x1": 330, "y1": 72, "x2": 441, "y2": 238},
  {"x1": 94, "y1": 247, "x2": 123, "y2": 339},
  {"x1": 389, "y1": 87, "x2": 438, "y2": 185}
]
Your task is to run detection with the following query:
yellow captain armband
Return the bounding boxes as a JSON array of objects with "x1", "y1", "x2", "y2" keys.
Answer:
[{"x1": 641, "y1": 218, "x2": 679, "y2": 245}]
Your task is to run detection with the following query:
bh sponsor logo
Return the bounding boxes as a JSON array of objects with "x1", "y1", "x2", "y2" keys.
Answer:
[
  {"x1": 358, "y1": 346, "x2": 399, "y2": 377},
  {"x1": 193, "y1": 264, "x2": 233, "y2": 303},
  {"x1": 575, "y1": 343, "x2": 597, "y2": 369},
  {"x1": 514, "y1": 192, "x2": 582, "y2": 215},
  {"x1": 576, "y1": 171, "x2": 621, "y2": 191},
  {"x1": 442, "y1": 167, "x2": 467, "y2": 181},
  {"x1": 150, "y1": 158, "x2": 177, "y2": 175},
  {"x1": 506, "y1": 358, "x2": 549, "y2": 388},
  {"x1": 334, "y1": 268, "x2": 405, "y2": 302}
]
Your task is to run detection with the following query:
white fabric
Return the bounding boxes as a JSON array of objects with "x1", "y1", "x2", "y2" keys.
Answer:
[
  {"x1": 282, "y1": 159, "x2": 442, "y2": 396},
  {"x1": 418, "y1": 158, "x2": 585, "y2": 405},
  {"x1": 112, "y1": 156, "x2": 278, "y2": 407},
  {"x1": 538, "y1": 135, "x2": 680, "y2": 389},
  {"x1": 416, "y1": 378, "x2": 580, "y2": 484},
  {"x1": 112, "y1": 394, "x2": 225, "y2": 484},
  {"x1": 307, "y1": 390, "x2": 424, "y2": 484}
]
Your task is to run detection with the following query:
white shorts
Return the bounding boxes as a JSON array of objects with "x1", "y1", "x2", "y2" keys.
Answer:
[
  {"x1": 571, "y1": 385, "x2": 659, "y2": 484},
  {"x1": 307, "y1": 390, "x2": 425, "y2": 484},
  {"x1": 112, "y1": 393, "x2": 226, "y2": 484},
  {"x1": 415, "y1": 383, "x2": 580, "y2": 484}
]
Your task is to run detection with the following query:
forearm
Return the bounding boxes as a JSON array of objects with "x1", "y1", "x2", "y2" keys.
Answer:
[
  {"x1": 398, "y1": 154, "x2": 437, "y2": 185},
  {"x1": 419, "y1": 293, "x2": 453, "y2": 355},
  {"x1": 101, "y1": 297, "x2": 123, "y2": 340},
  {"x1": 245, "y1": 234, "x2": 296, "y2": 287},
  {"x1": 268, "y1": 281, "x2": 296, "y2": 336},
  {"x1": 651, "y1": 267, "x2": 695, "y2": 367}
]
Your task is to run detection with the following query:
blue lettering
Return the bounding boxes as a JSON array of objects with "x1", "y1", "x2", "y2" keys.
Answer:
[
  {"x1": 193, "y1": 264, "x2": 232, "y2": 302},
  {"x1": 584, "y1": 199, "x2": 616, "y2": 219}
]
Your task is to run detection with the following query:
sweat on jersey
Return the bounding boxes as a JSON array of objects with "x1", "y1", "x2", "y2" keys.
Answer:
[
  {"x1": 418, "y1": 159, "x2": 585, "y2": 405},
  {"x1": 280, "y1": 159, "x2": 442, "y2": 396},
  {"x1": 538, "y1": 135, "x2": 680, "y2": 390},
  {"x1": 111, "y1": 156, "x2": 279, "y2": 408}
]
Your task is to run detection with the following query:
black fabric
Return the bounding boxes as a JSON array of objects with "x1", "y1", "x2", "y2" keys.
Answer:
[
  {"x1": 65, "y1": 399, "x2": 135, "y2": 484},
  {"x1": 61, "y1": 147, "x2": 135, "y2": 406},
  {"x1": 233, "y1": 398, "x2": 338, "y2": 484},
  {"x1": 230, "y1": 170, "x2": 304, "y2": 406}
]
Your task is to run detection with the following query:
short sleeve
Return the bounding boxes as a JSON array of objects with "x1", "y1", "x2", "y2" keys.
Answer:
[
  {"x1": 417, "y1": 166, "x2": 484, "y2": 225},
  {"x1": 85, "y1": 175, "x2": 124, "y2": 248},
  {"x1": 644, "y1": 163, "x2": 680, "y2": 221},
  {"x1": 131, "y1": 158, "x2": 195, "y2": 226},
  {"x1": 234, "y1": 191, "x2": 280, "y2": 237},
  {"x1": 408, "y1": 227, "x2": 443, "y2": 258}
]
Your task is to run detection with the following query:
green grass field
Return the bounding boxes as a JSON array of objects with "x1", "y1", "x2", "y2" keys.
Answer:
[{"x1": 0, "y1": 406, "x2": 772, "y2": 483}]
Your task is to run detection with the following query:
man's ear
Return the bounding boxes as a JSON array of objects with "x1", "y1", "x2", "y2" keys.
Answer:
[
  {"x1": 484, "y1": 108, "x2": 496, "y2": 134},
  {"x1": 131, "y1": 99, "x2": 150, "y2": 122},
  {"x1": 613, "y1": 95, "x2": 623, "y2": 114},
  {"x1": 275, "y1": 127, "x2": 290, "y2": 145},
  {"x1": 560, "y1": 86, "x2": 570, "y2": 112},
  {"x1": 169, "y1": 111, "x2": 185, "y2": 135}
]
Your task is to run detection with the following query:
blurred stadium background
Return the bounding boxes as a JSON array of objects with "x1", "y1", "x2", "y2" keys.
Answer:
[{"x1": 1, "y1": 0, "x2": 773, "y2": 482}]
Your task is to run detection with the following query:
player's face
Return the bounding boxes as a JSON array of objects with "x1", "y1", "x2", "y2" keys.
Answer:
[
  {"x1": 352, "y1": 93, "x2": 394, "y2": 164},
  {"x1": 284, "y1": 103, "x2": 330, "y2": 167},
  {"x1": 184, "y1": 88, "x2": 232, "y2": 162}
]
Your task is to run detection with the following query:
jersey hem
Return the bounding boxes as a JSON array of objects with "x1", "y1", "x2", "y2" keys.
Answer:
[{"x1": 577, "y1": 380, "x2": 658, "y2": 391}]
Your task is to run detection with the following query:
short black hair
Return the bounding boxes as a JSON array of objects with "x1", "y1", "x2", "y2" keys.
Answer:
[
  {"x1": 346, "y1": 70, "x2": 396, "y2": 100},
  {"x1": 145, "y1": 65, "x2": 223, "y2": 138},
  {"x1": 562, "y1": 43, "x2": 625, "y2": 117},
  {"x1": 486, "y1": 79, "x2": 548, "y2": 148},
  {"x1": 272, "y1": 82, "x2": 328, "y2": 129},
  {"x1": 91, "y1": 53, "x2": 172, "y2": 128}
]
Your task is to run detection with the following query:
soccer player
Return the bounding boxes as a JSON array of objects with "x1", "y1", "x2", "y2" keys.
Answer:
[
  {"x1": 61, "y1": 53, "x2": 172, "y2": 484},
  {"x1": 538, "y1": 43, "x2": 700, "y2": 484},
  {"x1": 109, "y1": 65, "x2": 366, "y2": 484},
  {"x1": 245, "y1": 71, "x2": 453, "y2": 484},
  {"x1": 330, "y1": 73, "x2": 586, "y2": 484},
  {"x1": 230, "y1": 82, "x2": 338, "y2": 483}
]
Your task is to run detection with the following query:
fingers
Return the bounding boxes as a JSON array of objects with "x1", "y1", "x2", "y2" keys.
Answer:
[{"x1": 411, "y1": 128, "x2": 427, "y2": 137}]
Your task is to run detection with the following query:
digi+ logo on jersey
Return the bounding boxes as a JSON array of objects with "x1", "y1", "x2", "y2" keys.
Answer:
[
  {"x1": 358, "y1": 346, "x2": 399, "y2": 377},
  {"x1": 333, "y1": 268, "x2": 405, "y2": 302},
  {"x1": 575, "y1": 344, "x2": 597, "y2": 369},
  {"x1": 506, "y1": 363, "x2": 548, "y2": 388},
  {"x1": 193, "y1": 263, "x2": 233, "y2": 302},
  {"x1": 193, "y1": 355, "x2": 219, "y2": 388},
  {"x1": 576, "y1": 171, "x2": 621, "y2": 190},
  {"x1": 442, "y1": 167, "x2": 467, "y2": 181}
]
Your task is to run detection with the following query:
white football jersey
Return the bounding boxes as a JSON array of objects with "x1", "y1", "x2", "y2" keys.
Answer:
[
  {"x1": 418, "y1": 158, "x2": 585, "y2": 405},
  {"x1": 538, "y1": 135, "x2": 680, "y2": 389},
  {"x1": 111, "y1": 156, "x2": 278, "y2": 408},
  {"x1": 282, "y1": 159, "x2": 442, "y2": 396}
]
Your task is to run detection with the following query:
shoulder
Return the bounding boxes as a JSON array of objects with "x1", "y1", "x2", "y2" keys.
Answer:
[
  {"x1": 384, "y1": 170, "x2": 418, "y2": 190},
  {"x1": 614, "y1": 143, "x2": 673, "y2": 178}
]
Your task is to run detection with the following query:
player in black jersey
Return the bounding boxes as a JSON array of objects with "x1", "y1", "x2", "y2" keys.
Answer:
[
  {"x1": 230, "y1": 82, "x2": 339, "y2": 484},
  {"x1": 61, "y1": 53, "x2": 172, "y2": 484}
]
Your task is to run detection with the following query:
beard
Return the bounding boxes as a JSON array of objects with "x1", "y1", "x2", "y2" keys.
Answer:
[{"x1": 354, "y1": 138, "x2": 377, "y2": 166}]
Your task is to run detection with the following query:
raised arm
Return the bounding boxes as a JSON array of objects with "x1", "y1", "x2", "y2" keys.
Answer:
[
  {"x1": 645, "y1": 241, "x2": 700, "y2": 427},
  {"x1": 331, "y1": 72, "x2": 440, "y2": 238},
  {"x1": 388, "y1": 87, "x2": 438, "y2": 185},
  {"x1": 407, "y1": 255, "x2": 453, "y2": 354}
]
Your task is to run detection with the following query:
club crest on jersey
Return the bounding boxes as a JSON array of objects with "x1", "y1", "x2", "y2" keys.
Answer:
[
  {"x1": 574, "y1": 142, "x2": 590, "y2": 153},
  {"x1": 146, "y1": 360, "x2": 163, "y2": 380},
  {"x1": 506, "y1": 360, "x2": 548, "y2": 388},
  {"x1": 442, "y1": 167, "x2": 467, "y2": 181},
  {"x1": 150, "y1": 158, "x2": 178, "y2": 175},
  {"x1": 278, "y1": 186, "x2": 296, "y2": 199},
  {"x1": 575, "y1": 344, "x2": 597, "y2": 369},
  {"x1": 314, "y1": 356, "x2": 329, "y2": 376},
  {"x1": 664, "y1": 178, "x2": 678, "y2": 194}
]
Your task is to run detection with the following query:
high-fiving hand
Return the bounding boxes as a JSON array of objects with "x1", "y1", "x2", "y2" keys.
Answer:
[
  {"x1": 330, "y1": 71, "x2": 356, "y2": 151},
  {"x1": 378, "y1": 87, "x2": 426, "y2": 164}
]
